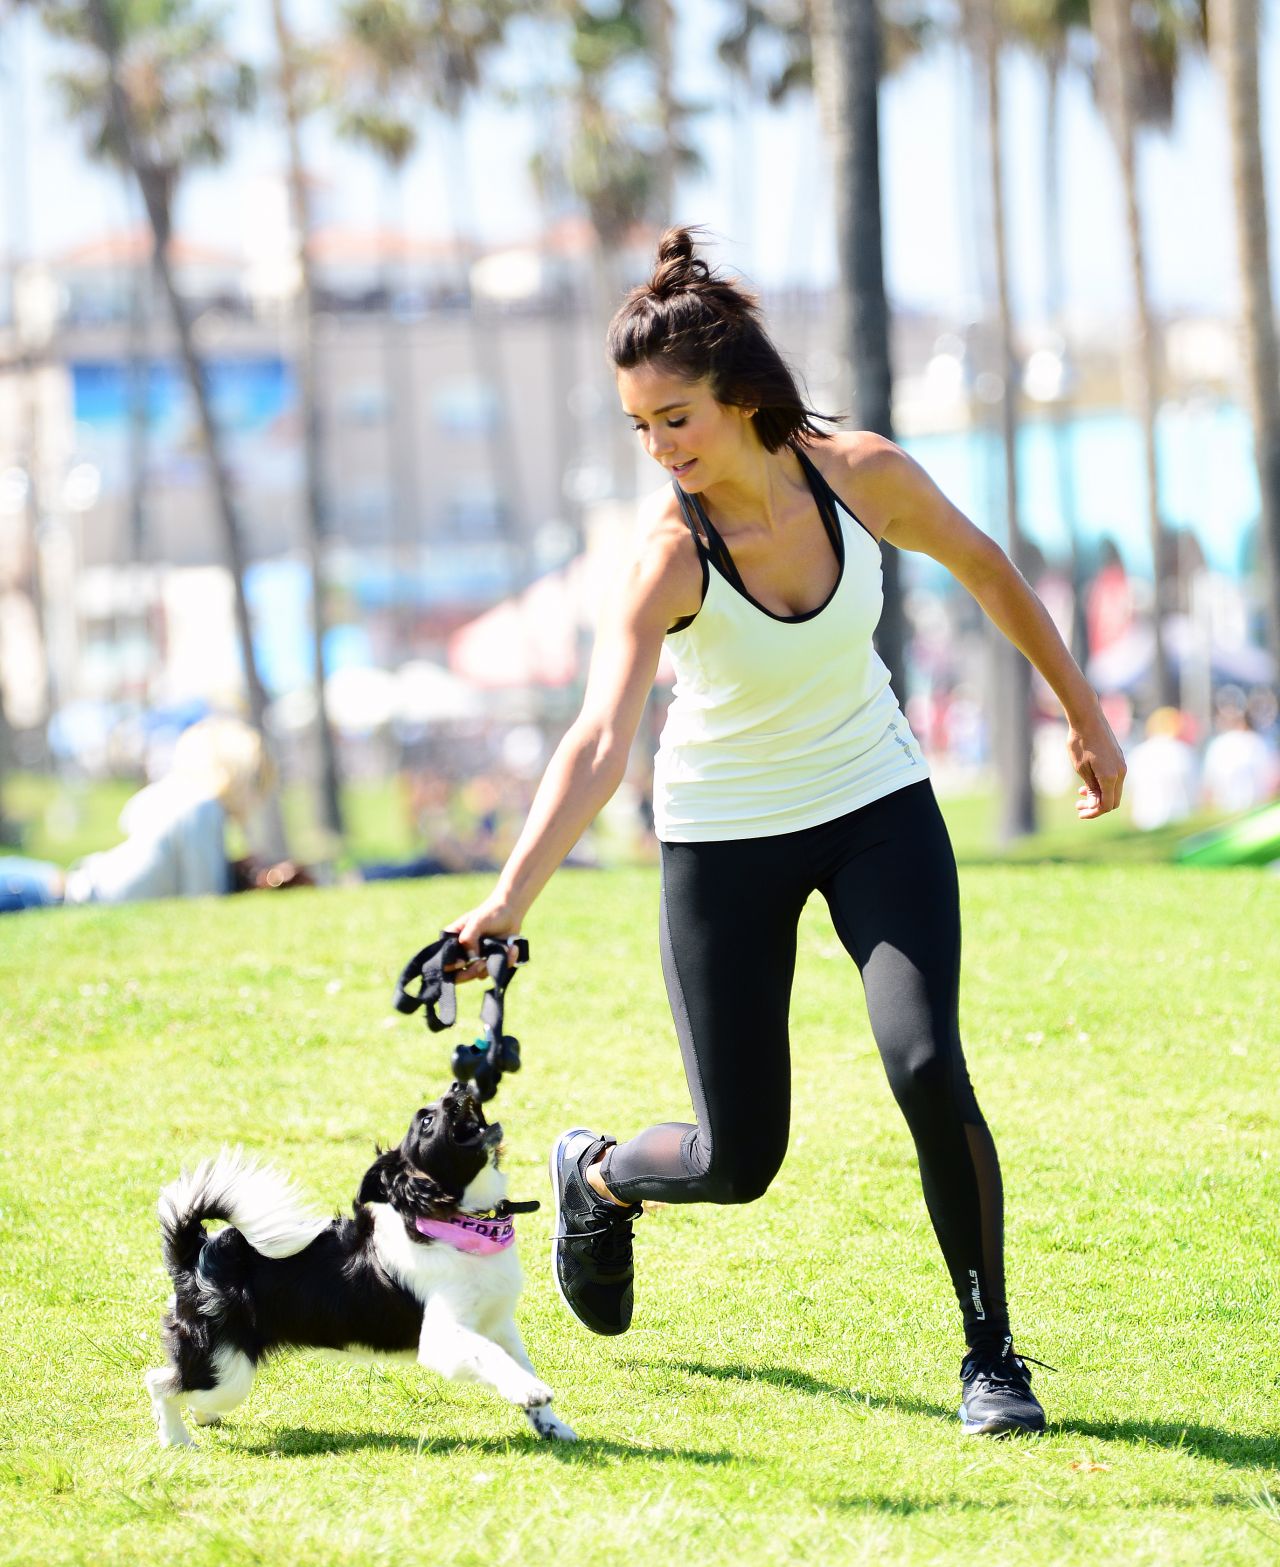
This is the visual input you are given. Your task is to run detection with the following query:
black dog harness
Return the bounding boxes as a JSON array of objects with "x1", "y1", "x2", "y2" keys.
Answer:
[{"x1": 394, "y1": 933, "x2": 529, "y2": 1101}]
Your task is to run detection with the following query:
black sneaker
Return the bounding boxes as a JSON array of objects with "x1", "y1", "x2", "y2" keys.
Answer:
[
  {"x1": 549, "y1": 1129, "x2": 639, "y2": 1336},
  {"x1": 959, "y1": 1337, "x2": 1048, "y2": 1436}
]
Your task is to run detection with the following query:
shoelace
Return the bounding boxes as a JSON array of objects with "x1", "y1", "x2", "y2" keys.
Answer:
[
  {"x1": 553, "y1": 1205, "x2": 640, "y2": 1269},
  {"x1": 963, "y1": 1348, "x2": 1057, "y2": 1388}
]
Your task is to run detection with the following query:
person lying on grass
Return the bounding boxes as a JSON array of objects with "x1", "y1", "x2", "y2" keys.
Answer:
[
  {"x1": 445, "y1": 226, "x2": 1126, "y2": 1438},
  {"x1": 0, "y1": 716, "x2": 303, "y2": 912}
]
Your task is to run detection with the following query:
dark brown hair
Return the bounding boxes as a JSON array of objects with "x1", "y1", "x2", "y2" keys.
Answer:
[{"x1": 607, "y1": 226, "x2": 840, "y2": 453}]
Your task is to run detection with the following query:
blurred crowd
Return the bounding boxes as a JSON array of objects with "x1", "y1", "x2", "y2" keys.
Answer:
[{"x1": 1123, "y1": 687, "x2": 1280, "y2": 831}]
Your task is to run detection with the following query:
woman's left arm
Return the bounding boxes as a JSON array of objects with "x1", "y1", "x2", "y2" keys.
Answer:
[{"x1": 851, "y1": 439, "x2": 1126, "y2": 819}]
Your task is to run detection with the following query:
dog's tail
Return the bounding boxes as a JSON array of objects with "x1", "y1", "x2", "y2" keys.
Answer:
[{"x1": 158, "y1": 1147, "x2": 329, "y2": 1278}]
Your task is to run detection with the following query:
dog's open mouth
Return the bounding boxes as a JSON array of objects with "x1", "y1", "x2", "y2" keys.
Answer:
[{"x1": 451, "y1": 1109, "x2": 502, "y2": 1148}]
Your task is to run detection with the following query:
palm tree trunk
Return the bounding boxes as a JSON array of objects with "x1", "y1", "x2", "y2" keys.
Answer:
[
  {"x1": 0, "y1": 673, "x2": 14, "y2": 845},
  {"x1": 271, "y1": 0, "x2": 344, "y2": 843},
  {"x1": 1093, "y1": 0, "x2": 1176, "y2": 706},
  {"x1": 18, "y1": 338, "x2": 51, "y2": 740},
  {"x1": 81, "y1": 0, "x2": 288, "y2": 860},
  {"x1": 648, "y1": 0, "x2": 677, "y2": 223},
  {"x1": 151, "y1": 219, "x2": 289, "y2": 858},
  {"x1": 810, "y1": 0, "x2": 908, "y2": 707},
  {"x1": 976, "y1": 0, "x2": 1035, "y2": 841},
  {"x1": 125, "y1": 210, "x2": 151, "y2": 572},
  {"x1": 1043, "y1": 53, "x2": 1088, "y2": 668},
  {"x1": 5, "y1": 17, "x2": 52, "y2": 765},
  {"x1": 441, "y1": 118, "x2": 530, "y2": 587},
  {"x1": 122, "y1": 207, "x2": 157, "y2": 702},
  {"x1": 382, "y1": 169, "x2": 420, "y2": 663},
  {"x1": 1214, "y1": 0, "x2": 1280, "y2": 666}
]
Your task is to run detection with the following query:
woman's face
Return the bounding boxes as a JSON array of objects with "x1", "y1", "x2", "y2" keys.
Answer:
[{"x1": 616, "y1": 361, "x2": 756, "y2": 491}]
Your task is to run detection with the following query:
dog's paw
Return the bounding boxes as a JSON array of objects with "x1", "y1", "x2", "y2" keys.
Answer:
[
  {"x1": 156, "y1": 1425, "x2": 194, "y2": 1448},
  {"x1": 516, "y1": 1378, "x2": 554, "y2": 1410},
  {"x1": 526, "y1": 1405, "x2": 577, "y2": 1442}
]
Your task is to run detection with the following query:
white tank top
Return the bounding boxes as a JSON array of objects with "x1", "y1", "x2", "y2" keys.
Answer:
[{"x1": 652, "y1": 450, "x2": 928, "y2": 843}]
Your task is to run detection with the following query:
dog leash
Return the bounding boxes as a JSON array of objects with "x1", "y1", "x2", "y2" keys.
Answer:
[{"x1": 394, "y1": 932, "x2": 529, "y2": 1101}]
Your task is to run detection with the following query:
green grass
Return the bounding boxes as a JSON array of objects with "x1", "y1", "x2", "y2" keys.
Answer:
[{"x1": 2, "y1": 865, "x2": 1277, "y2": 1564}]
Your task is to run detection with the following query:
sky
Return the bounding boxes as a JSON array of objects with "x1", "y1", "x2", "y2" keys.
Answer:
[{"x1": 1, "y1": 0, "x2": 1277, "y2": 325}]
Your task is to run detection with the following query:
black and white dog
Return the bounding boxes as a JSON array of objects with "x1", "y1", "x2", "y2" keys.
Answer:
[{"x1": 144, "y1": 1086, "x2": 575, "y2": 1445}]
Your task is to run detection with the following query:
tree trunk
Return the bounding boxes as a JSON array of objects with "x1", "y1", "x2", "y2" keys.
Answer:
[
  {"x1": 810, "y1": 0, "x2": 908, "y2": 708},
  {"x1": 18, "y1": 331, "x2": 51, "y2": 745},
  {"x1": 5, "y1": 26, "x2": 52, "y2": 765},
  {"x1": 648, "y1": 0, "x2": 677, "y2": 223},
  {"x1": 1214, "y1": 0, "x2": 1280, "y2": 666},
  {"x1": 977, "y1": 0, "x2": 1036, "y2": 841},
  {"x1": 442, "y1": 119, "x2": 530, "y2": 588},
  {"x1": 271, "y1": 0, "x2": 344, "y2": 843},
  {"x1": 1093, "y1": 0, "x2": 1176, "y2": 706},
  {"x1": 1043, "y1": 54, "x2": 1089, "y2": 668},
  {"x1": 81, "y1": 0, "x2": 288, "y2": 860},
  {"x1": 122, "y1": 211, "x2": 155, "y2": 701},
  {"x1": 382, "y1": 169, "x2": 420, "y2": 664},
  {"x1": 125, "y1": 212, "x2": 152, "y2": 572},
  {"x1": 0, "y1": 676, "x2": 14, "y2": 845}
]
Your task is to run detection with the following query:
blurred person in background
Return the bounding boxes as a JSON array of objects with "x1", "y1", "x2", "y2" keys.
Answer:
[
  {"x1": 1245, "y1": 686, "x2": 1278, "y2": 745},
  {"x1": 0, "y1": 716, "x2": 291, "y2": 912},
  {"x1": 444, "y1": 227, "x2": 1126, "y2": 1438},
  {"x1": 1085, "y1": 538, "x2": 1134, "y2": 658},
  {"x1": 1201, "y1": 688, "x2": 1279, "y2": 813},
  {"x1": 1125, "y1": 707, "x2": 1199, "y2": 830}
]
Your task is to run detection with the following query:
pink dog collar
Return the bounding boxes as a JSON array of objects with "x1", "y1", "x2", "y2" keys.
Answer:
[{"x1": 414, "y1": 1212, "x2": 515, "y2": 1254}]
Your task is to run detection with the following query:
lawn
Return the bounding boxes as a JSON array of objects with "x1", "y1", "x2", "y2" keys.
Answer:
[{"x1": 1, "y1": 862, "x2": 1277, "y2": 1565}]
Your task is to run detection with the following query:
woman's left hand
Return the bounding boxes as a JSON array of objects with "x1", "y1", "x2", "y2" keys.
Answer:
[{"x1": 1067, "y1": 711, "x2": 1127, "y2": 819}]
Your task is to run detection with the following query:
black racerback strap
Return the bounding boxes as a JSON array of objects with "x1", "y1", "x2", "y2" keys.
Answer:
[
  {"x1": 675, "y1": 481, "x2": 758, "y2": 601},
  {"x1": 794, "y1": 447, "x2": 876, "y2": 545},
  {"x1": 673, "y1": 452, "x2": 845, "y2": 597},
  {"x1": 669, "y1": 480, "x2": 712, "y2": 634},
  {"x1": 667, "y1": 451, "x2": 856, "y2": 631},
  {"x1": 792, "y1": 448, "x2": 846, "y2": 559}
]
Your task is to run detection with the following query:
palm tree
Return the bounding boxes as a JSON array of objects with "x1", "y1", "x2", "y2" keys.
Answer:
[
  {"x1": 48, "y1": 0, "x2": 288, "y2": 857},
  {"x1": 2, "y1": 4, "x2": 54, "y2": 769},
  {"x1": 646, "y1": 0, "x2": 677, "y2": 222},
  {"x1": 1211, "y1": 0, "x2": 1280, "y2": 666},
  {"x1": 122, "y1": 184, "x2": 154, "y2": 575},
  {"x1": 966, "y1": 0, "x2": 1036, "y2": 840},
  {"x1": 535, "y1": 0, "x2": 699, "y2": 499},
  {"x1": 270, "y1": 0, "x2": 344, "y2": 843},
  {"x1": 717, "y1": 0, "x2": 929, "y2": 712},
  {"x1": 328, "y1": 0, "x2": 420, "y2": 659},
  {"x1": 1091, "y1": 0, "x2": 1206, "y2": 707},
  {"x1": 1005, "y1": 0, "x2": 1091, "y2": 667},
  {"x1": 336, "y1": 0, "x2": 529, "y2": 577},
  {"x1": 808, "y1": 0, "x2": 912, "y2": 710},
  {"x1": 546, "y1": 0, "x2": 653, "y2": 502}
]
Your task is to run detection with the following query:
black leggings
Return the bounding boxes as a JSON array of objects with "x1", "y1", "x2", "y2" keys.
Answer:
[{"x1": 601, "y1": 780, "x2": 1009, "y2": 1347}]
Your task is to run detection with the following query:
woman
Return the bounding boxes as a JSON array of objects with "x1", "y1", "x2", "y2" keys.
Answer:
[
  {"x1": 0, "y1": 716, "x2": 277, "y2": 912},
  {"x1": 447, "y1": 229, "x2": 1125, "y2": 1436}
]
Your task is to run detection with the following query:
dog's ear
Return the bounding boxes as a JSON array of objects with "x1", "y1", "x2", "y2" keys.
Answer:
[
  {"x1": 357, "y1": 1148, "x2": 399, "y2": 1207},
  {"x1": 356, "y1": 1147, "x2": 456, "y2": 1216},
  {"x1": 394, "y1": 1170, "x2": 456, "y2": 1218}
]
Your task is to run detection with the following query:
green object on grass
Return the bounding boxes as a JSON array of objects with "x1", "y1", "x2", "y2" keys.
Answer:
[{"x1": 1176, "y1": 798, "x2": 1280, "y2": 868}]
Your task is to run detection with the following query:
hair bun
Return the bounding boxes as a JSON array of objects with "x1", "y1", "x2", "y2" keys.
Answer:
[{"x1": 649, "y1": 225, "x2": 712, "y2": 298}]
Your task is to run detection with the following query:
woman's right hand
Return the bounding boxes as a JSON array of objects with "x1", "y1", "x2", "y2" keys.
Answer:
[{"x1": 444, "y1": 895, "x2": 525, "y2": 983}]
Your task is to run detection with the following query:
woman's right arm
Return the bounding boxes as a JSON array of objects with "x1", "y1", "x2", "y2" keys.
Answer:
[{"x1": 449, "y1": 510, "x2": 697, "y2": 957}]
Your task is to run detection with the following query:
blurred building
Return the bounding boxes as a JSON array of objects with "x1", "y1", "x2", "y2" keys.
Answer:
[{"x1": 0, "y1": 216, "x2": 1263, "y2": 731}]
